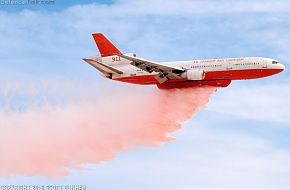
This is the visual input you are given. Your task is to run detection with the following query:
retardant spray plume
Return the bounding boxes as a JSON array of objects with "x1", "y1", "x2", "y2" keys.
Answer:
[{"x1": 0, "y1": 83, "x2": 216, "y2": 178}]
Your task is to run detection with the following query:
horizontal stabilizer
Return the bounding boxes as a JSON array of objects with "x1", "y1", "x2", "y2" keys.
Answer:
[{"x1": 83, "y1": 58, "x2": 123, "y2": 74}]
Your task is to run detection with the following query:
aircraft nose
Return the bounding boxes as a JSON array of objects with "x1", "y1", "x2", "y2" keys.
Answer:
[{"x1": 279, "y1": 63, "x2": 286, "y2": 71}]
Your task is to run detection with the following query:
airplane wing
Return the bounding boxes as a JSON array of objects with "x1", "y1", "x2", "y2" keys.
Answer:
[
  {"x1": 118, "y1": 54, "x2": 184, "y2": 73},
  {"x1": 118, "y1": 54, "x2": 184, "y2": 83},
  {"x1": 83, "y1": 58, "x2": 123, "y2": 74}
]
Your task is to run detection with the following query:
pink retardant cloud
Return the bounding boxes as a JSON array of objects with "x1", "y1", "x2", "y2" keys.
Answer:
[{"x1": 0, "y1": 86, "x2": 216, "y2": 178}]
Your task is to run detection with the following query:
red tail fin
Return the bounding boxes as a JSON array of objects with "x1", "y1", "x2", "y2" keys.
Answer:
[{"x1": 92, "y1": 33, "x2": 122, "y2": 57}]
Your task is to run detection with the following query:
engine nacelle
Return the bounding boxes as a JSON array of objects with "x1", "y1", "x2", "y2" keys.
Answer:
[{"x1": 181, "y1": 70, "x2": 205, "y2": 80}]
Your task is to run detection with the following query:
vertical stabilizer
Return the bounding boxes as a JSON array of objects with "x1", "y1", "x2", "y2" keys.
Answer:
[{"x1": 92, "y1": 33, "x2": 122, "y2": 57}]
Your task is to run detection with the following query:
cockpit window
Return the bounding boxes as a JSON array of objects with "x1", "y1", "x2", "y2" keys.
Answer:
[{"x1": 272, "y1": 61, "x2": 279, "y2": 64}]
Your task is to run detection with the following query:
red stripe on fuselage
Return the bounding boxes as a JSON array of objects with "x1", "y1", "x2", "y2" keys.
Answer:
[
  {"x1": 115, "y1": 75, "x2": 158, "y2": 84},
  {"x1": 204, "y1": 68, "x2": 283, "y2": 80},
  {"x1": 114, "y1": 68, "x2": 283, "y2": 85}
]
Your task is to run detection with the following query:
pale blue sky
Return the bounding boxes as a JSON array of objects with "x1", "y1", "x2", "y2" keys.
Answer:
[{"x1": 0, "y1": 0, "x2": 290, "y2": 189}]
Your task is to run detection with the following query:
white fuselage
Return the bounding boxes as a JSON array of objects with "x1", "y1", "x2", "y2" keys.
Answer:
[{"x1": 99, "y1": 56, "x2": 284, "y2": 84}]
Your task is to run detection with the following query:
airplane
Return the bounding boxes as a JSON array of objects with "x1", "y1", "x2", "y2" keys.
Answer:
[{"x1": 83, "y1": 33, "x2": 285, "y2": 89}]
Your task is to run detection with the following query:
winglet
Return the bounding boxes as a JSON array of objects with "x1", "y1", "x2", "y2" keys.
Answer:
[{"x1": 92, "y1": 33, "x2": 122, "y2": 57}]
